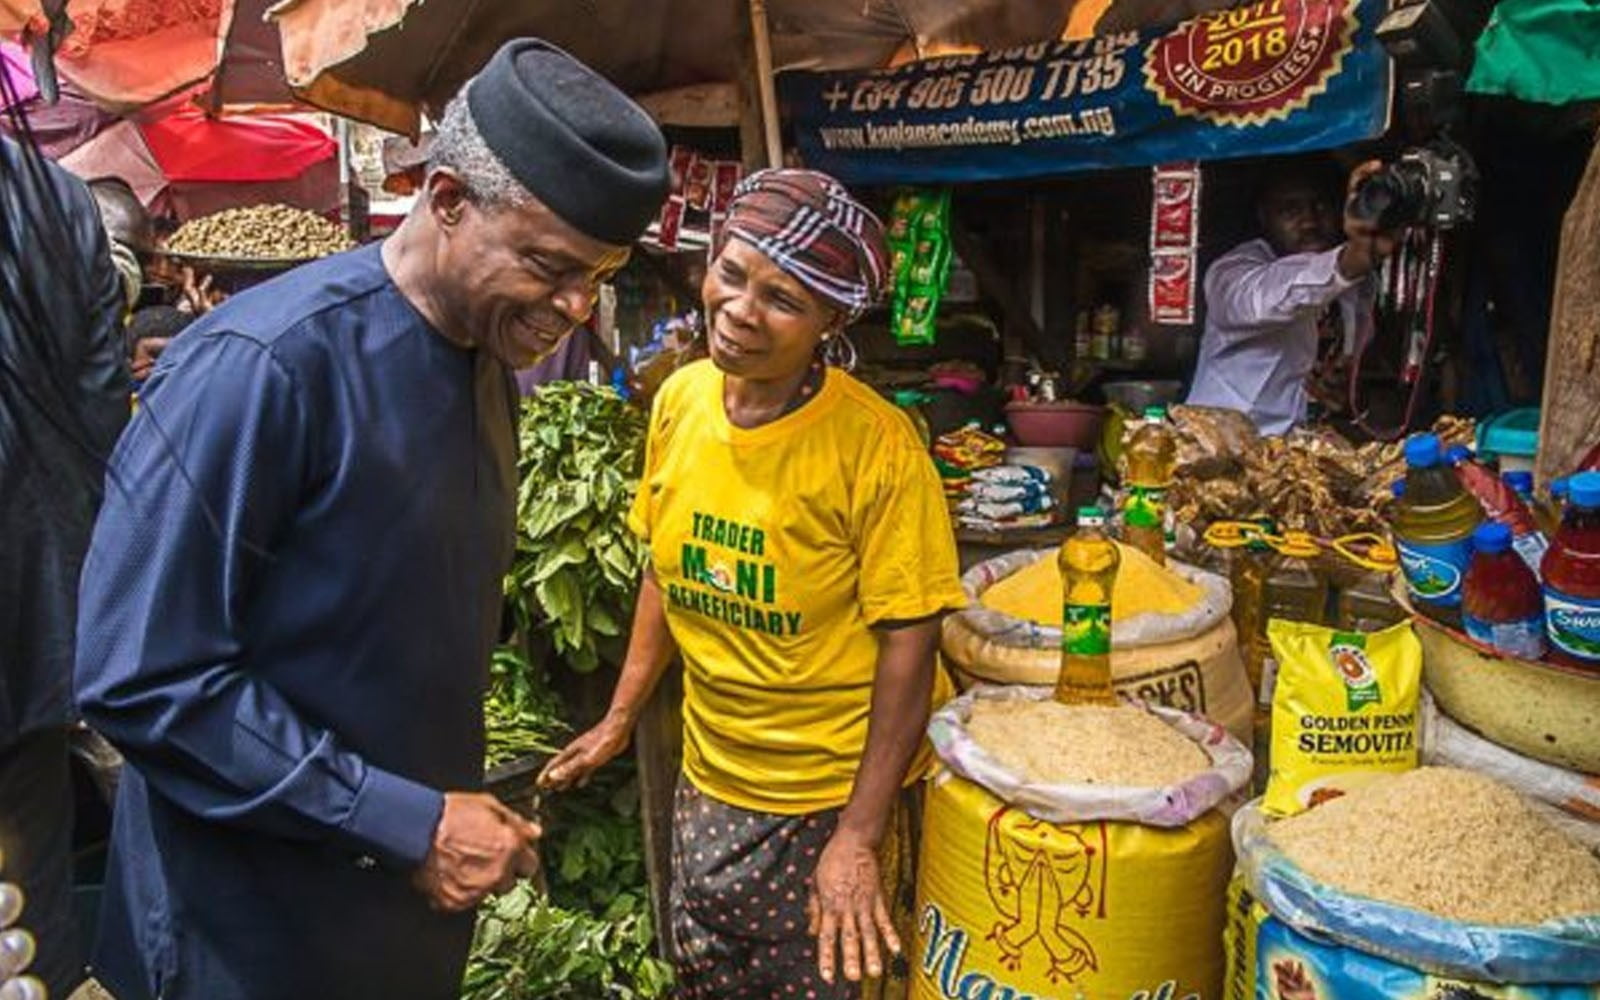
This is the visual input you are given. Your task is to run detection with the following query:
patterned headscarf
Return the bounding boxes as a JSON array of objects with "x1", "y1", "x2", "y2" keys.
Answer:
[{"x1": 721, "y1": 168, "x2": 889, "y2": 322}]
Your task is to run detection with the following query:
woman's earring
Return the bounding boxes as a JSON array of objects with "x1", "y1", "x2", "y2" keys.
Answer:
[{"x1": 821, "y1": 330, "x2": 858, "y2": 371}]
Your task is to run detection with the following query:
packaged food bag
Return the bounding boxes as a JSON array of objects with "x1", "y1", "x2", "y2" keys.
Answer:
[
  {"x1": 887, "y1": 188, "x2": 952, "y2": 346},
  {"x1": 1263, "y1": 619, "x2": 1421, "y2": 816},
  {"x1": 916, "y1": 688, "x2": 1252, "y2": 1000}
]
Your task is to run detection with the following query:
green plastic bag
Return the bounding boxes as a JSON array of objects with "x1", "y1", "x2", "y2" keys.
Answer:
[{"x1": 887, "y1": 188, "x2": 952, "y2": 346}]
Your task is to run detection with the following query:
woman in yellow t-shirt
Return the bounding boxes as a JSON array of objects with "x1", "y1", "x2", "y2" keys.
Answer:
[{"x1": 540, "y1": 169, "x2": 965, "y2": 998}]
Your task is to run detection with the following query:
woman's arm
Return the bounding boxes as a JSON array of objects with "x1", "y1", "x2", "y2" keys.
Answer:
[
  {"x1": 536, "y1": 569, "x2": 679, "y2": 790},
  {"x1": 810, "y1": 614, "x2": 941, "y2": 986}
]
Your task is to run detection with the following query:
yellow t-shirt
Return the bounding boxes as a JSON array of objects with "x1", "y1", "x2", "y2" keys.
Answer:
[{"x1": 629, "y1": 360, "x2": 966, "y2": 815}]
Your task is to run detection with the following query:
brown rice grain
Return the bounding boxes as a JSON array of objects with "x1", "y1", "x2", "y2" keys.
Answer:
[
  {"x1": 965, "y1": 700, "x2": 1210, "y2": 787},
  {"x1": 1267, "y1": 767, "x2": 1600, "y2": 926}
]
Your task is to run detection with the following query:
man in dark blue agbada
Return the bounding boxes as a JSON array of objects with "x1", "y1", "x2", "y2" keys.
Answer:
[{"x1": 74, "y1": 40, "x2": 668, "y2": 1000}]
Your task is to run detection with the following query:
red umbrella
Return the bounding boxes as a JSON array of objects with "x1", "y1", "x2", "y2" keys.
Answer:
[{"x1": 57, "y1": 106, "x2": 338, "y2": 220}]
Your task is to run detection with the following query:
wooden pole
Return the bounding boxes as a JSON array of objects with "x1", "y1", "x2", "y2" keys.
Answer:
[{"x1": 747, "y1": 0, "x2": 784, "y2": 168}]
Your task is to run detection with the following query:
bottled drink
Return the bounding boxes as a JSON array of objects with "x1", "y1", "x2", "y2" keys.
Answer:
[
  {"x1": 1335, "y1": 571, "x2": 1407, "y2": 632},
  {"x1": 1541, "y1": 471, "x2": 1600, "y2": 669},
  {"x1": 1445, "y1": 446, "x2": 1546, "y2": 573},
  {"x1": 1392, "y1": 433, "x2": 1483, "y2": 626},
  {"x1": 1462, "y1": 521, "x2": 1546, "y2": 659},
  {"x1": 1229, "y1": 530, "x2": 1276, "y2": 695},
  {"x1": 1261, "y1": 536, "x2": 1329, "y2": 653},
  {"x1": 1505, "y1": 470, "x2": 1560, "y2": 542},
  {"x1": 1056, "y1": 507, "x2": 1121, "y2": 706},
  {"x1": 1121, "y1": 405, "x2": 1176, "y2": 566}
]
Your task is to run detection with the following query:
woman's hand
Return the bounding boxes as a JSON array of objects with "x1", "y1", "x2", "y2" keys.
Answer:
[
  {"x1": 807, "y1": 827, "x2": 901, "y2": 986},
  {"x1": 536, "y1": 713, "x2": 631, "y2": 791}
]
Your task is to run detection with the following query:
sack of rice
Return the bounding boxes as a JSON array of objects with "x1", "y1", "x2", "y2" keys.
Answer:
[
  {"x1": 1230, "y1": 768, "x2": 1600, "y2": 997},
  {"x1": 1263, "y1": 619, "x2": 1422, "y2": 816},
  {"x1": 914, "y1": 687, "x2": 1251, "y2": 1000},
  {"x1": 1422, "y1": 691, "x2": 1600, "y2": 836},
  {"x1": 942, "y1": 548, "x2": 1255, "y2": 742}
]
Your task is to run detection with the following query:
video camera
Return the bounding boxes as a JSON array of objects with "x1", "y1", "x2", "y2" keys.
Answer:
[{"x1": 1349, "y1": 140, "x2": 1477, "y2": 231}]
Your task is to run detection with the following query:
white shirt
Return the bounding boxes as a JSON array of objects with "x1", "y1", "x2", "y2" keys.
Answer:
[{"x1": 1186, "y1": 238, "x2": 1370, "y2": 435}]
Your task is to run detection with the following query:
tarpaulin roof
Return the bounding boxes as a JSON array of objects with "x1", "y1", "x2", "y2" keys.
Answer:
[
  {"x1": 56, "y1": 108, "x2": 337, "y2": 219},
  {"x1": 1, "y1": 0, "x2": 290, "y2": 111},
  {"x1": 268, "y1": 0, "x2": 1219, "y2": 135}
]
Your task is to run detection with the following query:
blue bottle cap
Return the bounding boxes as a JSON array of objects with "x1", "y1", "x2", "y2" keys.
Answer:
[
  {"x1": 1444, "y1": 444, "x2": 1473, "y2": 465},
  {"x1": 1553, "y1": 477, "x2": 1570, "y2": 500},
  {"x1": 1390, "y1": 479, "x2": 1406, "y2": 499},
  {"x1": 1472, "y1": 520, "x2": 1511, "y2": 554},
  {"x1": 1503, "y1": 470, "x2": 1534, "y2": 496},
  {"x1": 1570, "y1": 471, "x2": 1600, "y2": 510},
  {"x1": 1404, "y1": 433, "x2": 1442, "y2": 468}
]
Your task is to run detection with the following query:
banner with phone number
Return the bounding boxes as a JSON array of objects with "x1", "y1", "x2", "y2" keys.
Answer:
[{"x1": 780, "y1": 0, "x2": 1391, "y2": 185}]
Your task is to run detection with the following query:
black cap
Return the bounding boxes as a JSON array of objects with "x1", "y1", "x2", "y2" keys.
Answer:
[{"x1": 467, "y1": 39, "x2": 669, "y2": 245}]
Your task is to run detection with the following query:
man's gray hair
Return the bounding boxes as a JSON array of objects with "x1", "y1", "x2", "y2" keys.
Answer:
[{"x1": 428, "y1": 90, "x2": 530, "y2": 209}]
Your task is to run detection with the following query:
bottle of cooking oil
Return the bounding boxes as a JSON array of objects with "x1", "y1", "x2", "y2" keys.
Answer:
[
  {"x1": 1334, "y1": 571, "x2": 1406, "y2": 632},
  {"x1": 1121, "y1": 405, "x2": 1176, "y2": 566},
  {"x1": 1262, "y1": 536, "x2": 1330, "y2": 646},
  {"x1": 1229, "y1": 526, "x2": 1277, "y2": 695},
  {"x1": 1056, "y1": 507, "x2": 1121, "y2": 706},
  {"x1": 1392, "y1": 432, "x2": 1482, "y2": 627}
]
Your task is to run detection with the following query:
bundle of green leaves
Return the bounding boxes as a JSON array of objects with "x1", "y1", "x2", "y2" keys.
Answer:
[
  {"x1": 507, "y1": 383, "x2": 648, "y2": 674},
  {"x1": 460, "y1": 883, "x2": 672, "y2": 1000},
  {"x1": 483, "y1": 645, "x2": 565, "y2": 770}
]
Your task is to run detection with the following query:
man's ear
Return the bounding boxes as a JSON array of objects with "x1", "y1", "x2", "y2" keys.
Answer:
[{"x1": 426, "y1": 169, "x2": 469, "y2": 229}]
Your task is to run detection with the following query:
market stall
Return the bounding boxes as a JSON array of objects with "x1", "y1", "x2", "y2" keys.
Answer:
[{"x1": 8, "y1": 1, "x2": 1598, "y2": 997}]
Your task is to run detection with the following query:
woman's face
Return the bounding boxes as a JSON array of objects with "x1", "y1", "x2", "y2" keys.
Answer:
[{"x1": 702, "y1": 238, "x2": 839, "y2": 381}]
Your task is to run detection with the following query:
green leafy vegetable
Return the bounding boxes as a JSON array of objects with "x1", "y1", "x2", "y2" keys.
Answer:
[
  {"x1": 507, "y1": 384, "x2": 648, "y2": 674},
  {"x1": 460, "y1": 883, "x2": 673, "y2": 1000},
  {"x1": 483, "y1": 645, "x2": 565, "y2": 769}
]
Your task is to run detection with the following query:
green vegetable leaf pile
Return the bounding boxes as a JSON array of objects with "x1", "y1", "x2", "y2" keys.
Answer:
[
  {"x1": 483, "y1": 645, "x2": 565, "y2": 770},
  {"x1": 460, "y1": 883, "x2": 673, "y2": 1000},
  {"x1": 507, "y1": 383, "x2": 648, "y2": 674}
]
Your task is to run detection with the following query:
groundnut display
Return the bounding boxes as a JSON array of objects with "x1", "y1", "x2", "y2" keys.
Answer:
[{"x1": 166, "y1": 204, "x2": 355, "y2": 260}]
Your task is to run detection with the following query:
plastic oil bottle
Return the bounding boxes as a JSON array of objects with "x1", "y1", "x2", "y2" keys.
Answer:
[
  {"x1": 1121, "y1": 405, "x2": 1176, "y2": 566},
  {"x1": 1229, "y1": 525, "x2": 1277, "y2": 696},
  {"x1": 1392, "y1": 433, "x2": 1482, "y2": 627},
  {"x1": 1541, "y1": 471, "x2": 1600, "y2": 670},
  {"x1": 1056, "y1": 507, "x2": 1121, "y2": 705},
  {"x1": 1334, "y1": 570, "x2": 1406, "y2": 632},
  {"x1": 1258, "y1": 534, "x2": 1330, "y2": 676}
]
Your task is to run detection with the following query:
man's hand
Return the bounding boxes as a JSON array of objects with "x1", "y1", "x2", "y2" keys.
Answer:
[
  {"x1": 178, "y1": 266, "x2": 223, "y2": 315},
  {"x1": 536, "y1": 713, "x2": 630, "y2": 791},
  {"x1": 807, "y1": 828, "x2": 900, "y2": 986},
  {"x1": 1337, "y1": 160, "x2": 1399, "y2": 279},
  {"x1": 130, "y1": 336, "x2": 170, "y2": 382},
  {"x1": 412, "y1": 792, "x2": 540, "y2": 912}
]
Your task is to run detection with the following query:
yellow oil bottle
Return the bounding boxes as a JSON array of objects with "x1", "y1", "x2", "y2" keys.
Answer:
[
  {"x1": 1120, "y1": 405, "x2": 1176, "y2": 566},
  {"x1": 1055, "y1": 507, "x2": 1121, "y2": 706}
]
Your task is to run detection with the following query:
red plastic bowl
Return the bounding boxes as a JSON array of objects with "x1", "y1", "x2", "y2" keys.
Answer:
[{"x1": 1004, "y1": 400, "x2": 1105, "y2": 448}]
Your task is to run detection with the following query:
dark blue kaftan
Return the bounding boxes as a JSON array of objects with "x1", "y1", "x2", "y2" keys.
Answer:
[{"x1": 75, "y1": 243, "x2": 517, "y2": 1000}]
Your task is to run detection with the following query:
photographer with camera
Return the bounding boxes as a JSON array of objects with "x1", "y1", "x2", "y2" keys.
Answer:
[{"x1": 1186, "y1": 159, "x2": 1397, "y2": 434}]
